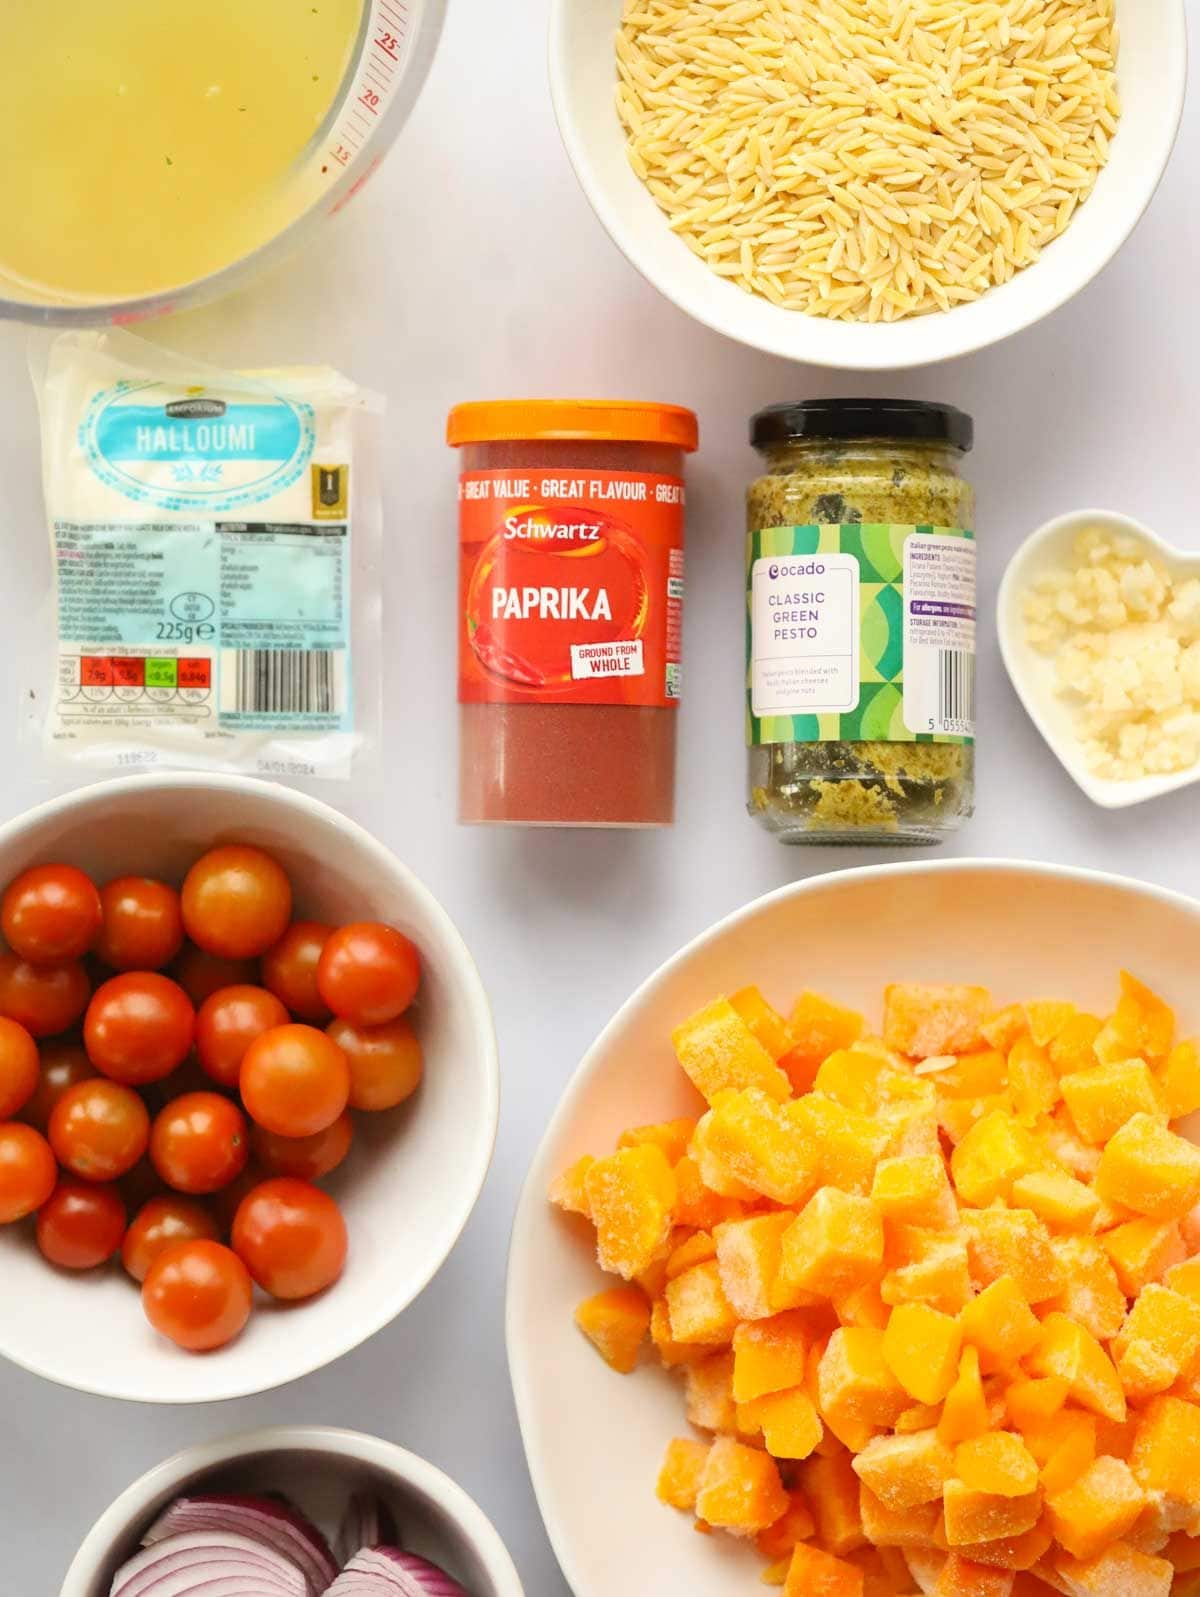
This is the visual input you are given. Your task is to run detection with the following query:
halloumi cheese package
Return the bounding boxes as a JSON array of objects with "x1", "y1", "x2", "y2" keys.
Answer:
[{"x1": 30, "y1": 330, "x2": 383, "y2": 780}]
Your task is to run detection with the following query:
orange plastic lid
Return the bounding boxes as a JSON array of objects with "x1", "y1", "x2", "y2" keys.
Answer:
[{"x1": 447, "y1": 399, "x2": 698, "y2": 452}]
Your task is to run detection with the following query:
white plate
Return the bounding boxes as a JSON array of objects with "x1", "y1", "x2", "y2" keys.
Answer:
[{"x1": 507, "y1": 859, "x2": 1200, "y2": 1596}]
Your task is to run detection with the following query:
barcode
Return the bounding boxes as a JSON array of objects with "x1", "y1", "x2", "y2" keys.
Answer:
[
  {"x1": 938, "y1": 648, "x2": 975, "y2": 730},
  {"x1": 220, "y1": 649, "x2": 344, "y2": 716}
]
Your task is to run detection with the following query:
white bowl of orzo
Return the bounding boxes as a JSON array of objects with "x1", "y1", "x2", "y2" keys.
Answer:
[{"x1": 549, "y1": 0, "x2": 1186, "y2": 369}]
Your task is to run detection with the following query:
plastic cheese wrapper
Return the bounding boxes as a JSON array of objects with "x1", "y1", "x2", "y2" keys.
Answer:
[{"x1": 28, "y1": 329, "x2": 383, "y2": 780}]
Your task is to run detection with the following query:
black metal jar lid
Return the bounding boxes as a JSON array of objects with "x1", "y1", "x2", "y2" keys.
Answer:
[{"x1": 751, "y1": 398, "x2": 973, "y2": 453}]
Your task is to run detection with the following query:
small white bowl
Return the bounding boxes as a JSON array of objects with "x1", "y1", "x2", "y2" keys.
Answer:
[
  {"x1": 59, "y1": 1425, "x2": 525, "y2": 1597},
  {"x1": 0, "y1": 774, "x2": 498, "y2": 1404},
  {"x1": 507, "y1": 859, "x2": 1200, "y2": 1597},
  {"x1": 998, "y1": 507, "x2": 1200, "y2": 808},
  {"x1": 549, "y1": 0, "x2": 1187, "y2": 370}
]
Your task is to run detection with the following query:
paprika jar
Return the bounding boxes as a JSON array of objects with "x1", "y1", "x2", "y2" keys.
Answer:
[{"x1": 448, "y1": 400, "x2": 698, "y2": 826}]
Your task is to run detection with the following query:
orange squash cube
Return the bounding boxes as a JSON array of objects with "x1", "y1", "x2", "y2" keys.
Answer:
[
  {"x1": 882, "y1": 1230, "x2": 973, "y2": 1317},
  {"x1": 1166, "y1": 1256, "x2": 1200, "y2": 1301},
  {"x1": 939, "y1": 1346, "x2": 990, "y2": 1446},
  {"x1": 618, "y1": 1118, "x2": 698, "y2": 1165},
  {"x1": 672, "y1": 996, "x2": 792, "y2": 1106},
  {"x1": 859, "y1": 1485, "x2": 942, "y2": 1549},
  {"x1": 936, "y1": 1050, "x2": 1011, "y2": 1102},
  {"x1": 1158, "y1": 1039, "x2": 1200, "y2": 1121},
  {"x1": 960, "y1": 1277, "x2": 1042, "y2": 1371},
  {"x1": 981, "y1": 1005, "x2": 1029, "y2": 1053},
  {"x1": 955, "y1": 1434, "x2": 1039, "y2": 1498},
  {"x1": 665, "y1": 1258, "x2": 740, "y2": 1346},
  {"x1": 740, "y1": 1387, "x2": 824, "y2": 1460},
  {"x1": 804, "y1": 1448, "x2": 867, "y2": 1554},
  {"x1": 1034, "y1": 1411, "x2": 1098, "y2": 1498},
  {"x1": 950, "y1": 1524, "x2": 1053, "y2": 1575},
  {"x1": 1130, "y1": 1396, "x2": 1200, "y2": 1503},
  {"x1": 1060, "y1": 1059, "x2": 1162, "y2": 1147},
  {"x1": 934, "y1": 1555, "x2": 1015, "y2": 1596},
  {"x1": 585, "y1": 1145, "x2": 677, "y2": 1281},
  {"x1": 671, "y1": 1154, "x2": 744, "y2": 1230},
  {"x1": 943, "y1": 1483, "x2": 1042, "y2": 1548},
  {"x1": 1010, "y1": 1169, "x2": 1098, "y2": 1233},
  {"x1": 1035, "y1": 1110, "x2": 1102, "y2": 1182},
  {"x1": 1045, "y1": 1456, "x2": 1145, "y2": 1561},
  {"x1": 732, "y1": 1309, "x2": 817, "y2": 1404},
  {"x1": 656, "y1": 1437, "x2": 710, "y2": 1510},
  {"x1": 782, "y1": 992, "x2": 865, "y2": 1092},
  {"x1": 685, "y1": 1350, "x2": 738, "y2": 1431},
  {"x1": 853, "y1": 1428, "x2": 955, "y2": 1511},
  {"x1": 690, "y1": 1111, "x2": 761, "y2": 1200},
  {"x1": 1008, "y1": 1036, "x2": 1062, "y2": 1122},
  {"x1": 961, "y1": 1208, "x2": 1063, "y2": 1304},
  {"x1": 730, "y1": 985, "x2": 793, "y2": 1060},
  {"x1": 883, "y1": 1303, "x2": 963, "y2": 1404},
  {"x1": 951, "y1": 1111, "x2": 1042, "y2": 1208},
  {"x1": 1113, "y1": 1285, "x2": 1200, "y2": 1401},
  {"x1": 757, "y1": 1488, "x2": 817, "y2": 1560},
  {"x1": 1094, "y1": 973, "x2": 1175, "y2": 1065},
  {"x1": 574, "y1": 1286, "x2": 650, "y2": 1374},
  {"x1": 665, "y1": 1229, "x2": 716, "y2": 1281},
  {"x1": 715, "y1": 1212, "x2": 806, "y2": 1321},
  {"x1": 832, "y1": 1281, "x2": 890, "y2": 1332},
  {"x1": 783, "y1": 1543, "x2": 865, "y2": 1597},
  {"x1": 883, "y1": 983, "x2": 992, "y2": 1060},
  {"x1": 1026, "y1": 1314, "x2": 1126, "y2": 1423},
  {"x1": 780, "y1": 1187, "x2": 885, "y2": 1300},
  {"x1": 819, "y1": 1327, "x2": 908, "y2": 1429},
  {"x1": 650, "y1": 1295, "x2": 705, "y2": 1370},
  {"x1": 1093, "y1": 1114, "x2": 1200, "y2": 1222},
  {"x1": 815, "y1": 1048, "x2": 908, "y2": 1115},
  {"x1": 880, "y1": 1103, "x2": 943, "y2": 1159},
  {"x1": 549, "y1": 1154, "x2": 594, "y2": 1217},
  {"x1": 1025, "y1": 1001, "x2": 1077, "y2": 1047},
  {"x1": 1047, "y1": 1012, "x2": 1104, "y2": 1077},
  {"x1": 1052, "y1": 1541, "x2": 1172, "y2": 1597},
  {"x1": 791, "y1": 1096, "x2": 893, "y2": 1196},
  {"x1": 1005, "y1": 1377, "x2": 1069, "y2": 1431},
  {"x1": 895, "y1": 1403, "x2": 943, "y2": 1434},
  {"x1": 702, "y1": 1087, "x2": 820, "y2": 1206},
  {"x1": 1101, "y1": 1219, "x2": 1185, "y2": 1297},
  {"x1": 695, "y1": 1435, "x2": 790, "y2": 1534},
  {"x1": 1043, "y1": 1237, "x2": 1126, "y2": 1344}
]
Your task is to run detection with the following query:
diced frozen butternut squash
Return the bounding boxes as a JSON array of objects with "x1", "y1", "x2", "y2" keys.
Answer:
[
  {"x1": 1026, "y1": 1002, "x2": 1077, "y2": 1048},
  {"x1": 883, "y1": 1303, "x2": 963, "y2": 1404},
  {"x1": 1045, "y1": 1456, "x2": 1145, "y2": 1561},
  {"x1": 982, "y1": 1005, "x2": 1029, "y2": 1053},
  {"x1": 935, "y1": 1051, "x2": 1012, "y2": 1102},
  {"x1": 671, "y1": 1153, "x2": 745, "y2": 1230},
  {"x1": 1094, "y1": 974, "x2": 1175, "y2": 1066},
  {"x1": 1130, "y1": 1396, "x2": 1200, "y2": 1503},
  {"x1": 716, "y1": 1212, "x2": 806, "y2": 1321},
  {"x1": 758, "y1": 1489, "x2": 817, "y2": 1562},
  {"x1": 951, "y1": 1111, "x2": 1042, "y2": 1207},
  {"x1": 960, "y1": 1277, "x2": 1042, "y2": 1371},
  {"x1": 819, "y1": 1327, "x2": 909, "y2": 1429},
  {"x1": 685, "y1": 1350, "x2": 738, "y2": 1431},
  {"x1": 665, "y1": 1229, "x2": 716, "y2": 1281},
  {"x1": 618, "y1": 1117, "x2": 697, "y2": 1165},
  {"x1": 730, "y1": 985, "x2": 794, "y2": 1060},
  {"x1": 939, "y1": 1347, "x2": 990, "y2": 1445},
  {"x1": 1043, "y1": 1237, "x2": 1126, "y2": 1344},
  {"x1": 1092, "y1": 1414, "x2": 1137, "y2": 1464},
  {"x1": 954, "y1": 1523, "x2": 1054, "y2": 1573},
  {"x1": 1053, "y1": 1541, "x2": 1172, "y2": 1597},
  {"x1": 673, "y1": 997, "x2": 792, "y2": 1106},
  {"x1": 935, "y1": 1555, "x2": 1015, "y2": 1597},
  {"x1": 549, "y1": 1154, "x2": 593, "y2": 1217},
  {"x1": 1101, "y1": 1219, "x2": 1184, "y2": 1297},
  {"x1": 741, "y1": 1387, "x2": 824, "y2": 1460},
  {"x1": 791, "y1": 1096, "x2": 892, "y2": 1196},
  {"x1": 859, "y1": 1485, "x2": 942, "y2": 1549},
  {"x1": 1011, "y1": 1169, "x2": 1098, "y2": 1233},
  {"x1": 943, "y1": 1482, "x2": 1042, "y2": 1547},
  {"x1": 1033, "y1": 1412, "x2": 1098, "y2": 1498},
  {"x1": 781, "y1": 992, "x2": 865, "y2": 1092},
  {"x1": 650, "y1": 1295, "x2": 705, "y2": 1369},
  {"x1": 690, "y1": 1112, "x2": 762, "y2": 1200},
  {"x1": 1166, "y1": 1256, "x2": 1200, "y2": 1301},
  {"x1": 1093, "y1": 1114, "x2": 1200, "y2": 1222},
  {"x1": 833, "y1": 1281, "x2": 890, "y2": 1331},
  {"x1": 1060, "y1": 1060, "x2": 1162, "y2": 1147},
  {"x1": 1008, "y1": 1037, "x2": 1062, "y2": 1122},
  {"x1": 574, "y1": 1286, "x2": 650, "y2": 1374},
  {"x1": 880, "y1": 1103, "x2": 942, "y2": 1160},
  {"x1": 780, "y1": 1188, "x2": 885, "y2": 1299},
  {"x1": 733, "y1": 1310, "x2": 815, "y2": 1404},
  {"x1": 1026, "y1": 1314, "x2": 1126, "y2": 1423},
  {"x1": 815, "y1": 1049, "x2": 908, "y2": 1115},
  {"x1": 961, "y1": 1209, "x2": 1063, "y2": 1304},
  {"x1": 1113, "y1": 1285, "x2": 1200, "y2": 1401},
  {"x1": 665, "y1": 1259, "x2": 740, "y2": 1346},
  {"x1": 656, "y1": 1437, "x2": 710, "y2": 1510},
  {"x1": 1005, "y1": 1377, "x2": 1069, "y2": 1431},
  {"x1": 884, "y1": 984, "x2": 992, "y2": 1060},
  {"x1": 883, "y1": 1230, "x2": 973, "y2": 1316},
  {"x1": 1035, "y1": 1111, "x2": 1102, "y2": 1182},
  {"x1": 696, "y1": 1436, "x2": 790, "y2": 1534},
  {"x1": 955, "y1": 1434, "x2": 1039, "y2": 1498},
  {"x1": 703, "y1": 1088, "x2": 820, "y2": 1205},
  {"x1": 784, "y1": 1543, "x2": 865, "y2": 1597},
  {"x1": 896, "y1": 1403, "x2": 943, "y2": 1434},
  {"x1": 804, "y1": 1448, "x2": 868, "y2": 1554},
  {"x1": 854, "y1": 1428, "x2": 955, "y2": 1511},
  {"x1": 1044, "y1": 1012, "x2": 1102, "y2": 1076},
  {"x1": 1159, "y1": 1039, "x2": 1200, "y2": 1121},
  {"x1": 585, "y1": 1145, "x2": 677, "y2": 1280}
]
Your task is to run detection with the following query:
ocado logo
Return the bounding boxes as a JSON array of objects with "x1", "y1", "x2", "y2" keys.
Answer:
[{"x1": 768, "y1": 559, "x2": 826, "y2": 580}]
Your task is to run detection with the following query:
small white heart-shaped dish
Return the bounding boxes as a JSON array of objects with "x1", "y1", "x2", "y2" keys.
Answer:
[{"x1": 997, "y1": 508, "x2": 1200, "y2": 809}]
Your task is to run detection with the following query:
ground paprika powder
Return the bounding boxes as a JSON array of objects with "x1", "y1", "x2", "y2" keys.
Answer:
[{"x1": 447, "y1": 400, "x2": 698, "y2": 826}]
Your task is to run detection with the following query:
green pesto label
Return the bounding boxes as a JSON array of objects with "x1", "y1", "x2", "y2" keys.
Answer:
[{"x1": 746, "y1": 523, "x2": 976, "y2": 747}]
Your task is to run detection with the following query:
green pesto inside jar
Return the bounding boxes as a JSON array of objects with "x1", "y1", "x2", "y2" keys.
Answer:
[{"x1": 747, "y1": 412, "x2": 975, "y2": 845}]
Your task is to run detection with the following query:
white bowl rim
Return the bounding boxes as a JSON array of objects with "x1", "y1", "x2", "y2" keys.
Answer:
[
  {"x1": 59, "y1": 1423, "x2": 526, "y2": 1597},
  {"x1": 506, "y1": 855, "x2": 1200, "y2": 1593},
  {"x1": 0, "y1": 771, "x2": 500, "y2": 1405},
  {"x1": 547, "y1": 0, "x2": 1189, "y2": 371},
  {"x1": 997, "y1": 507, "x2": 1200, "y2": 810}
]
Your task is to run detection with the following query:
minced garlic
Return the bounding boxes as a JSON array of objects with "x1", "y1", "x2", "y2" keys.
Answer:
[{"x1": 1023, "y1": 528, "x2": 1200, "y2": 780}]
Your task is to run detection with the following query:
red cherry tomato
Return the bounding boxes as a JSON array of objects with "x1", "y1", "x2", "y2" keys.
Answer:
[
  {"x1": 0, "y1": 954, "x2": 90, "y2": 1039},
  {"x1": 96, "y1": 877, "x2": 184, "y2": 971},
  {"x1": 251, "y1": 1112, "x2": 354, "y2": 1182},
  {"x1": 142, "y1": 1239, "x2": 253, "y2": 1351},
  {"x1": 1, "y1": 864, "x2": 102, "y2": 963},
  {"x1": 121, "y1": 1194, "x2": 220, "y2": 1283},
  {"x1": 316, "y1": 923, "x2": 420, "y2": 1027},
  {"x1": 0, "y1": 1016, "x2": 39, "y2": 1120},
  {"x1": 84, "y1": 972, "x2": 195, "y2": 1085},
  {"x1": 240, "y1": 1024, "x2": 350, "y2": 1138},
  {"x1": 149, "y1": 1092, "x2": 248, "y2": 1195},
  {"x1": 172, "y1": 945, "x2": 258, "y2": 1007},
  {"x1": 36, "y1": 1181, "x2": 126, "y2": 1269},
  {"x1": 19, "y1": 1041, "x2": 95, "y2": 1132},
  {"x1": 261, "y1": 922, "x2": 332, "y2": 1022},
  {"x1": 327, "y1": 1015, "x2": 424, "y2": 1112},
  {"x1": 0, "y1": 1122, "x2": 57, "y2": 1222},
  {"x1": 232, "y1": 1177, "x2": 347, "y2": 1300},
  {"x1": 181, "y1": 845, "x2": 292, "y2": 961},
  {"x1": 195, "y1": 985, "x2": 289, "y2": 1090},
  {"x1": 49, "y1": 1078, "x2": 150, "y2": 1182}
]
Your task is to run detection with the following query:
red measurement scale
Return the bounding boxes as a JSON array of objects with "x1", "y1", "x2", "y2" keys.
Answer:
[{"x1": 323, "y1": 0, "x2": 416, "y2": 177}]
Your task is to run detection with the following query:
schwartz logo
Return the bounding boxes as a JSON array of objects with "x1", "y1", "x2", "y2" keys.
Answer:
[{"x1": 165, "y1": 397, "x2": 227, "y2": 420}]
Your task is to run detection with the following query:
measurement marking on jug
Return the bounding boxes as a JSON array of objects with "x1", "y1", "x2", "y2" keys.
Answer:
[{"x1": 376, "y1": 30, "x2": 400, "y2": 59}]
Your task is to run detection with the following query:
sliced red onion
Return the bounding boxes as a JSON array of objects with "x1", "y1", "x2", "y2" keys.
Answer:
[
  {"x1": 334, "y1": 1494, "x2": 400, "y2": 1564},
  {"x1": 111, "y1": 1529, "x2": 308, "y2": 1597},
  {"x1": 143, "y1": 1495, "x2": 337, "y2": 1595},
  {"x1": 327, "y1": 1548, "x2": 469, "y2": 1596}
]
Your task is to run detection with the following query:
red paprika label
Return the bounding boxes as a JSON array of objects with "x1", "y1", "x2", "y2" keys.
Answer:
[{"x1": 458, "y1": 469, "x2": 685, "y2": 706}]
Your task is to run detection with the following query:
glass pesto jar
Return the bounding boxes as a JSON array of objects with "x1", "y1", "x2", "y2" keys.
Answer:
[{"x1": 746, "y1": 400, "x2": 976, "y2": 845}]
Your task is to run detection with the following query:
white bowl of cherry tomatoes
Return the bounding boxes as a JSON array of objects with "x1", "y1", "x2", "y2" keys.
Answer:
[{"x1": 0, "y1": 773, "x2": 498, "y2": 1403}]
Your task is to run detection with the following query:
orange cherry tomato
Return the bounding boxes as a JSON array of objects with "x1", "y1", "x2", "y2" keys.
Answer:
[
  {"x1": 0, "y1": 1016, "x2": 39, "y2": 1120},
  {"x1": 0, "y1": 1122, "x2": 57, "y2": 1222},
  {"x1": 251, "y1": 1112, "x2": 353, "y2": 1182},
  {"x1": 240, "y1": 1024, "x2": 350, "y2": 1138},
  {"x1": 49, "y1": 1078, "x2": 150, "y2": 1182},
  {"x1": 195, "y1": 985, "x2": 289, "y2": 1090},
  {"x1": 232, "y1": 1176, "x2": 347, "y2": 1300},
  {"x1": 149, "y1": 1092, "x2": 248, "y2": 1195},
  {"x1": 142, "y1": 1238, "x2": 253, "y2": 1351},
  {"x1": 0, "y1": 954, "x2": 90, "y2": 1039},
  {"x1": 181, "y1": 845, "x2": 292, "y2": 961},
  {"x1": 96, "y1": 876, "x2": 185, "y2": 971},
  {"x1": 19, "y1": 1041, "x2": 95, "y2": 1132},
  {"x1": 121, "y1": 1194, "x2": 220, "y2": 1283},
  {"x1": 172, "y1": 945, "x2": 258, "y2": 1007},
  {"x1": 317, "y1": 923, "x2": 420, "y2": 1027},
  {"x1": 327, "y1": 1015, "x2": 423, "y2": 1112},
  {"x1": 1, "y1": 863, "x2": 102, "y2": 964},
  {"x1": 261, "y1": 922, "x2": 332, "y2": 1022},
  {"x1": 36, "y1": 1181, "x2": 126, "y2": 1269},
  {"x1": 84, "y1": 972, "x2": 195, "y2": 1085}
]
